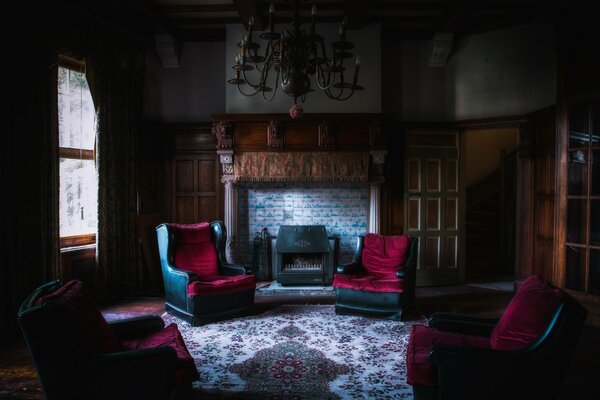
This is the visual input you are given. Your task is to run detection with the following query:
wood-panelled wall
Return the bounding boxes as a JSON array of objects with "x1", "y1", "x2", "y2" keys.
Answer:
[
  {"x1": 139, "y1": 122, "x2": 223, "y2": 224},
  {"x1": 514, "y1": 107, "x2": 557, "y2": 284}
]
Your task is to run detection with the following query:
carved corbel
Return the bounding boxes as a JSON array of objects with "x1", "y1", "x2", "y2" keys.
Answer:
[
  {"x1": 369, "y1": 150, "x2": 387, "y2": 184},
  {"x1": 217, "y1": 150, "x2": 234, "y2": 176},
  {"x1": 212, "y1": 121, "x2": 233, "y2": 149},
  {"x1": 267, "y1": 121, "x2": 286, "y2": 148},
  {"x1": 318, "y1": 121, "x2": 336, "y2": 148}
]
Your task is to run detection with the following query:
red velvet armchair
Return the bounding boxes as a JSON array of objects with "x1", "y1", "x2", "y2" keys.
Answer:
[
  {"x1": 17, "y1": 279, "x2": 198, "y2": 400},
  {"x1": 333, "y1": 233, "x2": 418, "y2": 321},
  {"x1": 156, "y1": 221, "x2": 256, "y2": 326},
  {"x1": 406, "y1": 275, "x2": 587, "y2": 400}
]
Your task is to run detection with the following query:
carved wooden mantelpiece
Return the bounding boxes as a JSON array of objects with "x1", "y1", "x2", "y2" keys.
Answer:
[{"x1": 210, "y1": 113, "x2": 390, "y2": 152}]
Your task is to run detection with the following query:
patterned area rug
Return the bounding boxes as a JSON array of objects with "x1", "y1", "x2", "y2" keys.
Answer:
[{"x1": 163, "y1": 305, "x2": 426, "y2": 399}]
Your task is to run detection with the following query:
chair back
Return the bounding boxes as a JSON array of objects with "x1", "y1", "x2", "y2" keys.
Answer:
[
  {"x1": 517, "y1": 293, "x2": 587, "y2": 399},
  {"x1": 17, "y1": 280, "x2": 109, "y2": 399},
  {"x1": 361, "y1": 233, "x2": 413, "y2": 275}
]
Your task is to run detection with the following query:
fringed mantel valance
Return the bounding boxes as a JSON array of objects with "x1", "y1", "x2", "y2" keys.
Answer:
[{"x1": 233, "y1": 152, "x2": 369, "y2": 183}]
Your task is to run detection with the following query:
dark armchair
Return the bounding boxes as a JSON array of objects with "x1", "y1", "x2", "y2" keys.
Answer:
[
  {"x1": 406, "y1": 275, "x2": 588, "y2": 400},
  {"x1": 17, "y1": 279, "x2": 198, "y2": 400},
  {"x1": 333, "y1": 233, "x2": 418, "y2": 321},
  {"x1": 156, "y1": 220, "x2": 256, "y2": 326}
]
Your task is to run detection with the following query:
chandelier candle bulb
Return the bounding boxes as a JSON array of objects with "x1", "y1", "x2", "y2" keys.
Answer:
[
  {"x1": 311, "y1": 5, "x2": 317, "y2": 35},
  {"x1": 339, "y1": 16, "x2": 348, "y2": 41},
  {"x1": 268, "y1": 3, "x2": 275, "y2": 31}
]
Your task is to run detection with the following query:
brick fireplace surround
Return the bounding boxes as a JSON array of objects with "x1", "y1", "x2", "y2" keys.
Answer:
[{"x1": 211, "y1": 113, "x2": 389, "y2": 279}]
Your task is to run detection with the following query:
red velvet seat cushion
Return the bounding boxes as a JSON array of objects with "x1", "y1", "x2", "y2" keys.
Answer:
[
  {"x1": 120, "y1": 323, "x2": 199, "y2": 384},
  {"x1": 362, "y1": 234, "x2": 411, "y2": 275},
  {"x1": 188, "y1": 274, "x2": 256, "y2": 296},
  {"x1": 172, "y1": 222, "x2": 218, "y2": 277},
  {"x1": 406, "y1": 325, "x2": 490, "y2": 387},
  {"x1": 35, "y1": 280, "x2": 120, "y2": 354},
  {"x1": 333, "y1": 273, "x2": 405, "y2": 293},
  {"x1": 490, "y1": 275, "x2": 564, "y2": 350}
]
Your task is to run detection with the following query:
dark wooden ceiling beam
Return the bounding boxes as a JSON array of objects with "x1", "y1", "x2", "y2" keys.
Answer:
[
  {"x1": 158, "y1": 4, "x2": 237, "y2": 13},
  {"x1": 262, "y1": 2, "x2": 345, "y2": 12},
  {"x1": 368, "y1": 1, "x2": 452, "y2": 11},
  {"x1": 381, "y1": 26, "x2": 433, "y2": 41},
  {"x1": 431, "y1": 0, "x2": 480, "y2": 35},
  {"x1": 345, "y1": 0, "x2": 367, "y2": 29},
  {"x1": 175, "y1": 28, "x2": 226, "y2": 42},
  {"x1": 170, "y1": 17, "x2": 245, "y2": 26},
  {"x1": 366, "y1": 16, "x2": 437, "y2": 24},
  {"x1": 233, "y1": 0, "x2": 265, "y2": 30}
]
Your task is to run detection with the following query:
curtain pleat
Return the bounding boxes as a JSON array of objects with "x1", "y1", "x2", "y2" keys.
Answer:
[{"x1": 92, "y1": 47, "x2": 145, "y2": 299}]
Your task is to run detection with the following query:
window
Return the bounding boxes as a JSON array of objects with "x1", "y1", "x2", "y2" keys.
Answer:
[{"x1": 58, "y1": 62, "x2": 98, "y2": 248}]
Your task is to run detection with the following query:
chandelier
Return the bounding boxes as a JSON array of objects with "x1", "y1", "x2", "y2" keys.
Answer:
[{"x1": 228, "y1": 0, "x2": 363, "y2": 117}]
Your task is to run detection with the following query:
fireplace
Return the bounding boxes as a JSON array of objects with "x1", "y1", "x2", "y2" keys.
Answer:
[{"x1": 274, "y1": 225, "x2": 338, "y2": 286}]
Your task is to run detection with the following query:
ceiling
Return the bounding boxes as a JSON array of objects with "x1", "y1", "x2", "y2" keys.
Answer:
[{"x1": 68, "y1": 0, "x2": 564, "y2": 42}]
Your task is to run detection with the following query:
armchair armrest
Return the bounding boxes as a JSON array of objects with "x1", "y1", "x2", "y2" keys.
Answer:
[
  {"x1": 87, "y1": 347, "x2": 178, "y2": 397},
  {"x1": 337, "y1": 261, "x2": 365, "y2": 275},
  {"x1": 428, "y1": 312, "x2": 499, "y2": 337},
  {"x1": 429, "y1": 345, "x2": 518, "y2": 399},
  {"x1": 163, "y1": 265, "x2": 197, "y2": 311},
  {"x1": 221, "y1": 262, "x2": 249, "y2": 276},
  {"x1": 337, "y1": 235, "x2": 365, "y2": 275},
  {"x1": 396, "y1": 264, "x2": 409, "y2": 278},
  {"x1": 109, "y1": 315, "x2": 165, "y2": 340}
]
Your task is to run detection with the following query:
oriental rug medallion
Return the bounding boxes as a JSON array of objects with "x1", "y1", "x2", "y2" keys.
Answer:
[{"x1": 163, "y1": 305, "x2": 426, "y2": 400}]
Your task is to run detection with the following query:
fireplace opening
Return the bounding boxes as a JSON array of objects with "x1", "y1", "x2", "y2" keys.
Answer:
[{"x1": 274, "y1": 225, "x2": 338, "y2": 286}]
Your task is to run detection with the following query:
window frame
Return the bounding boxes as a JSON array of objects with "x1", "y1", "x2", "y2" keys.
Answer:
[{"x1": 57, "y1": 57, "x2": 97, "y2": 249}]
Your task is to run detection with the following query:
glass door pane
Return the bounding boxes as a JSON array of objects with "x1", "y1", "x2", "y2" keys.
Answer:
[
  {"x1": 568, "y1": 151, "x2": 588, "y2": 195},
  {"x1": 567, "y1": 199, "x2": 587, "y2": 244},
  {"x1": 566, "y1": 245, "x2": 586, "y2": 291},
  {"x1": 589, "y1": 249, "x2": 600, "y2": 296},
  {"x1": 568, "y1": 103, "x2": 589, "y2": 147},
  {"x1": 591, "y1": 200, "x2": 600, "y2": 246}
]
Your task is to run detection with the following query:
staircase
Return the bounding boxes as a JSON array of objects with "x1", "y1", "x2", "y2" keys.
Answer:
[{"x1": 466, "y1": 150, "x2": 516, "y2": 281}]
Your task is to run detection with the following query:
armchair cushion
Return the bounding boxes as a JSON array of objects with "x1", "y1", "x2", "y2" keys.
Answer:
[
  {"x1": 121, "y1": 323, "x2": 199, "y2": 385},
  {"x1": 333, "y1": 273, "x2": 405, "y2": 293},
  {"x1": 172, "y1": 222, "x2": 218, "y2": 277},
  {"x1": 490, "y1": 275, "x2": 564, "y2": 350},
  {"x1": 406, "y1": 324, "x2": 491, "y2": 387},
  {"x1": 188, "y1": 274, "x2": 256, "y2": 296},
  {"x1": 35, "y1": 280, "x2": 119, "y2": 354},
  {"x1": 362, "y1": 233, "x2": 411, "y2": 275}
]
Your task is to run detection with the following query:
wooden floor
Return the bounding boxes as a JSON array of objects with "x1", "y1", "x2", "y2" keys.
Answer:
[{"x1": 2, "y1": 283, "x2": 599, "y2": 399}]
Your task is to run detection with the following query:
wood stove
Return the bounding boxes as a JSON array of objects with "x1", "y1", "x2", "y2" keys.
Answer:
[{"x1": 274, "y1": 225, "x2": 337, "y2": 286}]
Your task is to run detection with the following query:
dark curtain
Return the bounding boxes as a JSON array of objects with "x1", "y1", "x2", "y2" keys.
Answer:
[
  {"x1": 90, "y1": 38, "x2": 146, "y2": 299},
  {"x1": 0, "y1": 4, "x2": 60, "y2": 341}
]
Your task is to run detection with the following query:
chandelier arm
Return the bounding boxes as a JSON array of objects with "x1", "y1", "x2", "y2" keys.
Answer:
[
  {"x1": 262, "y1": 68, "x2": 281, "y2": 102},
  {"x1": 236, "y1": 83, "x2": 261, "y2": 97},
  {"x1": 325, "y1": 85, "x2": 357, "y2": 101},
  {"x1": 315, "y1": 63, "x2": 335, "y2": 90},
  {"x1": 252, "y1": 42, "x2": 272, "y2": 74},
  {"x1": 241, "y1": 68, "x2": 263, "y2": 89}
]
